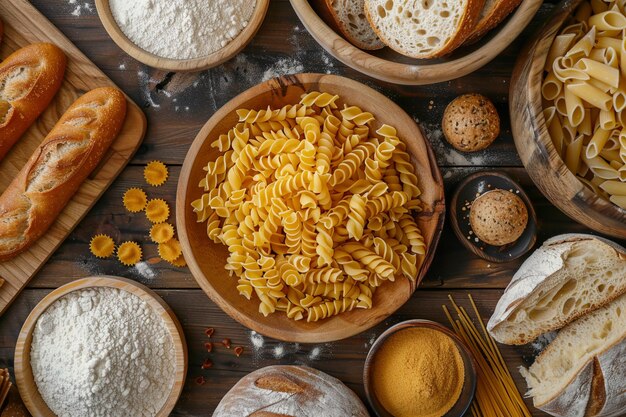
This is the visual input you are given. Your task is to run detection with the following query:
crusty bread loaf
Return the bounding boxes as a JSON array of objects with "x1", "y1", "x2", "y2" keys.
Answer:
[
  {"x1": 465, "y1": 0, "x2": 523, "y2": 44},
  {"x1": 213, "y1": 365, "x2": 369, "y2": 417},
  {"x1": 312, "y1": 0, "x2": 384, "y2": 50},
  {"x1": 0, "y1": 87, "x2": 126, "y2": 261},
  {"x1": 487, "y1": 234, "x2": 626, "y2": 345},
  {"x1": 0, "y1": 43, "x2": 67, "y2": 160},
  {"x1": 520, "y1": 293, "x2": 626, "y2": 417},
  {"x1": 364, "y1": 0, "x2": 485, "y2": 58}
]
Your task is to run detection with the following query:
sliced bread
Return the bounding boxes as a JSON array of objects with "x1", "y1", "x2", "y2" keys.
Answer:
[
  {"x1": 364, "y1": 0, "x2": 486, "y2": 58},
  {"x1": 487, "y1": 234, "x2": 626, "y2": 345},
  {"x1": 520, "y1": 293, "x2": 626, "y2": 417},
  {"x1": 465, "y1": 0, "x2": 523, "y2": 44},
  {"x1": 312, "y1": 0, "x2": 385, "y2": 50}
]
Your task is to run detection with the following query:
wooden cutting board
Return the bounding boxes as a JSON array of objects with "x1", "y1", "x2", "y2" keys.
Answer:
[{"x1": 0, "y1": 0, "x2": 146, "y2": 314}]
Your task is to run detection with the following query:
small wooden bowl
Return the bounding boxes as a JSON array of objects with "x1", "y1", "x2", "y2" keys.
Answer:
[
  {"x1": 14, "y1": 276, "x2": 187, "y2": 417},
  {"x1": 176, "y1": 73, "x2": 445, "y2": 343},
  {"x1": 363, "y1": 320, "x2": 477, "y2": 417},
  {"x1": 290, "y1": 0, "x2": 542, "y2": 85},
  {"x1": 450, "y1": 171, "x2": 537, "y2": 263},
  {"x1": 94, "y1": 0, "x2": 269, "y2": 71},
  {"x1": 510, "y1": 0, "x2": 626, "y2": 238}
]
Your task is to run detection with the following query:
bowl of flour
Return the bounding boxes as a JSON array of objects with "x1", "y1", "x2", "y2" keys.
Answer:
[
  {"x1": 14, "y1": 276, "x2": 187, "y2": 417},
  {"x1": 94, "y1": 0, "x2": 270, "y2": 71}
]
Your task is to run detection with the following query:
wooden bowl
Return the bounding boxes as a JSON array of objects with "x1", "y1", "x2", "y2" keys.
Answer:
[
  {"x1": 290, "y1": 0, "x2": 543, "y2": 85},
  {"x1": 176, "y1": 73, "x2": 445, "y2": 343},
  {"x1": 510, "y1": 0, "x2": 626, "y2": 239},
  {"x1": 363, "y1": 320, "x2": 477, "y2": 417},
  {"x1": 450, "y1": 171, "x2": 537, "y2": 263},
  {"x1": 14, "y1": 276, "x2": 187, "y2": 417},
  {"x1": 94, "y1": 0, "x2": 269, "y2": 71}
]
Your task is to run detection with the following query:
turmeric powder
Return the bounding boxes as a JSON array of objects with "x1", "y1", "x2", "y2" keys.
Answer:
[{"x1": 371, "y1": 327, "x2": 465, "y2": 417}]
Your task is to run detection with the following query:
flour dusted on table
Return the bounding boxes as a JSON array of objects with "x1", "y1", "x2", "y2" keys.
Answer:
[
  {"x1": 109, "y1": 0, "x2": 256, "y2": 59},
  {"x1": 30, "y1": 287, "x2": 175, "y2": 417}
]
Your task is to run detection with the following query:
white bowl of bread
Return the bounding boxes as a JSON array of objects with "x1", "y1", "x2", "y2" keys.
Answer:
[
  {"x1": 488, "y1": 234, "x2": 626, "y2": 417},
  {"x1": 290, "y1": 0, "x2": 543, "y2": 85}
]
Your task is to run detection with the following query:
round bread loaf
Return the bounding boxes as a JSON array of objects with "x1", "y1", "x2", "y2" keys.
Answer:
[
  {"x1": 442, "y1": 93, "x2": 500, "y2": 152},
  {"x1": 469, "y1": 189, "x2": 528, "y2": 246},
  {"x1": 213, "y1": 365, "x2": 370, "y2": 417}
]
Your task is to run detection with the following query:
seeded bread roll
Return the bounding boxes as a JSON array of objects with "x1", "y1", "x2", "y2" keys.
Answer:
[
  {"x1": 469, "y1": 189, "x2": 528, "y2": 246},
  {"x1": 442, "y1": 93, "x2": 500, "y2": 152},
  {"x1": 312, "y1": 0, "x2": 385, "y2": 50},
  {"x1": 364, "y1": 0, "x2": 485, "y2": 58}
]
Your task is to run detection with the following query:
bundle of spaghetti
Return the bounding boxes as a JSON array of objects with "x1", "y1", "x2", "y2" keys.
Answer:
[{"x1": 443, "y1": 295, "x2": 531, "y2": 417}]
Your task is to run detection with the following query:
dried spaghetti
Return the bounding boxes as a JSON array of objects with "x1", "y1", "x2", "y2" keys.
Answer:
[{"x1": 443, "y1": 295, "x2": 531, "y2": 417}]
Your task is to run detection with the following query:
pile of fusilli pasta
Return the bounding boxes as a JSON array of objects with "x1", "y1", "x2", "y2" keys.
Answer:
[
  {"x1": 542, "y1": 0, "x2": 626, "y2": 208},
  {"x1": 192, "y1": 91, "x2": 425, "y2": 322}
]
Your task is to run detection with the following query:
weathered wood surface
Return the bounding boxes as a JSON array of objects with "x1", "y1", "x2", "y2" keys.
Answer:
[{"x1": 1, "y1": 0, "x2": 622, "y2": 416}]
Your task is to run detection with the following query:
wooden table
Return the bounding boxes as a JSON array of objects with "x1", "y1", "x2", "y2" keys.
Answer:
[{"x1": 0, "y1": 1, "x2": 617, "y2": 416}]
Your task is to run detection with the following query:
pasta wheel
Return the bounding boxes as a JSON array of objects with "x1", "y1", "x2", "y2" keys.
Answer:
[
  {"x1": 123, "y1": 188, "x2": 148, "y2": 213},
  {"x1": 191, "y1": 91, "x2": 426, "y2": 322},
  {"x1": 117, "y1": 241, "x2": 142, "y2": 266},
  {"x1": 90, "y1": 234, "x2": 115, "y2": 258},
  {"x1": 144, "y1": 161, "x2": 168, "y2": 186},
  {"x1": 158, "y1": 238, "x2": 182, "y2": 262},
  {"x1": 145, "y1": 199, "x2": 170, "y2": 223},
  {"x1": 150, "y1": 223, "x2": 175, "y2": 243}
]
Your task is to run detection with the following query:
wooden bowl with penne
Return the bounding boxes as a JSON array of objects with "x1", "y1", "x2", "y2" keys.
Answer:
[
  {"x1": 510, "y1": 0, "x2": 626, "y2": 239},
  {"x1": 176, "y1": 73, "x2": 445, "y2": 343}
]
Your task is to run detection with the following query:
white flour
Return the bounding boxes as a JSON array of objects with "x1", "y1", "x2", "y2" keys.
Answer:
[
  {"x1": 109, "y1": 0, "x2": 255, "y2": 59},
  {"x1": 31, "y1": 287, "x2": 175, "y2": 417},
  {"x1": 261, "y1": 58, "x2": 305, "y2": 82}
]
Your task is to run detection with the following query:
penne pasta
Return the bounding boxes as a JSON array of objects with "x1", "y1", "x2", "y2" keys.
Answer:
[
  {"x1": 565, "y1": 27, "x2": 596, "y2": 58},
  {"x1": 577, "y1": 58, "x2": 620, "y2": 87},
  {"x1": 566, "y1": 135, "x2": 585, "y2": 173},
  {"x1": 542, "y1": 71, "x2": 563, "y2": 100},
  {"x1": 599, "y1": 108, "x2": 616, "y2": 129},
  {"x1": 588, "y1": 11, "x2": 626, "y2": 31},
  {"x1": 566, "y1": 81, "x2": 612, "y2": 111},
  {"x1": 583, "y1": 153, "x2": 620, "y2": 179},
  {"x1": 545, "y1": 33, "x2": 577, "y2": 71},
  {"x1": 609, "y1": 194, "x2": 626, "y2": 208},
  {"x1": 586, "y1": 127, "x2": 611, "y2": 157}
]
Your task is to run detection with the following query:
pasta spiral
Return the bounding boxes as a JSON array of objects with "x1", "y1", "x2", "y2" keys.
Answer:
[{"x1": 192, "y1": 91, "x2": 426, "y2": 321}]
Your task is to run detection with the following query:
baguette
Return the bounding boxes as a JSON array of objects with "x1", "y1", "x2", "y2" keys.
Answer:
[
  {"x1": 520, "y1": 293, "x2": 626, "y2": 417},
  {"x1": 465, "y1": 0, "x2": 523, "y2": 44},
  {"x1": 0, "y1": 87, "x2": 126, "y2": 261},
  {"x1": 0, "y1": 43, "x2": 67, "y2": 160},
  {"x1": 364, "y1": 0, "x2": 485, "y2": 58},
  {"x1": 487, "y1": 234, "x2": 626, "y2": 345},
  {"x1": 312, "y1": 0, "x2": 385, "y2": 50}
]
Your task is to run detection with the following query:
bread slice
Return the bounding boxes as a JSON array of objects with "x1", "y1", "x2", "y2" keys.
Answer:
[
  {"x1": 487, "y1": 234, "x2": 626, "y2": 345},
  {"x1": 465, "y1": 0, "x2": 523, "y2": 44},
  {"x1": 520, "y1": 293, "x2": 626, "y2": 417},
  {"x1": 312, "y1": 0, "x2": 385, "y2": 50},
  {"x1": 364, "y1": 0, "x2": 486, "y2": 58}
]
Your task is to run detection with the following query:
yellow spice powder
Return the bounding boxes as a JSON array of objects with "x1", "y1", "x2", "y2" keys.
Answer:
[{"x1": 371, "y1": 327, "x2": 465, "y2": 417}]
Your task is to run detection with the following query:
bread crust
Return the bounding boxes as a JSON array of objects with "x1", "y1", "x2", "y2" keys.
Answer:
[
  {"x1": 364, "y1": 0, "x2": 486, "y2": 58},
  {"x1": 311, "y1": 0, "x2": 384, "y2": 50},
  {"x1": 0, "y1": 43, "x2": 67, "y2": 160},
  {"x1": 213, "y1": 365, "x2": 369, "y2": 417},
  {"x1": 0, "y1": 87, "x2": 126, "y2": 261},
  {"x1": 531, "y1": 322, "x2": 626, "y2": 417},
  {"x1": 487, "y1": 234, "x2": 626, "y2": 345},
  {"x1": 465, "y1": 0, "x2": 523, "y2": 44}
]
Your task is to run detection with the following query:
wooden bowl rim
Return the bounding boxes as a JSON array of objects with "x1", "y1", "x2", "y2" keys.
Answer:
[
  {"x1": 512, "y1": 0, "x2": 626, "y2": 235},
  {"x1": 176, "y1": 72, "x2": 445, "y2": 343},
  {"x1": 449, "y1": 170, "x2": 538, "y2": 263},
  {"x1": 289, "y1": 0, "x2": 543, "y2": 85},
  {"x1": 94, "y1": 0, "x2": 269, "y2": 71},
  {"x1": 362, "y1": 319, "x2": 477, "y2": 417},
  {"x1": 14, "y1": 276, "x2": 188, "y2": 417}
]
